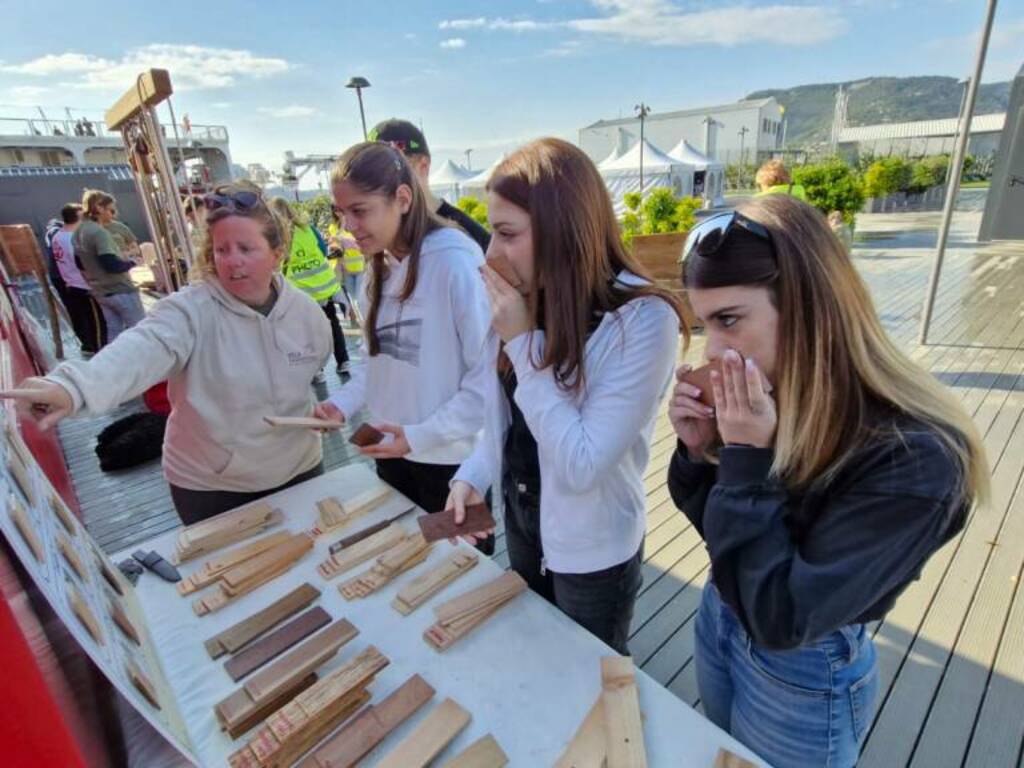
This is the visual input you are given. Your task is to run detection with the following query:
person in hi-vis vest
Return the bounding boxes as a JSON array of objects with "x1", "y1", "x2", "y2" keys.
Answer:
[
  {"x1": 269, "y1": 198, "x2": 350, "y2": 377},
  {"x1": 327, "y1": 212, "x2": 364, "y2": 325}
]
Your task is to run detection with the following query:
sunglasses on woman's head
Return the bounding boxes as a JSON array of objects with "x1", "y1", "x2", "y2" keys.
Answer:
[
  {"x1": 682, "y1": 211, "x2": 774, "y2": 262},
  {"x1": 204, "y1": 188, "x2": 261, "y2": 213}
]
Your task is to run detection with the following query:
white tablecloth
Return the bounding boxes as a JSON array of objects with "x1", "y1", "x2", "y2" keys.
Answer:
[{"x1": 117, "y1": 463, "x2": 763, "y2": 767}]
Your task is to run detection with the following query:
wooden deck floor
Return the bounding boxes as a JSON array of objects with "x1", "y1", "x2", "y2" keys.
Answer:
[{"x1": 63, "y1": 201, "x2": 1024, "y2": 767}]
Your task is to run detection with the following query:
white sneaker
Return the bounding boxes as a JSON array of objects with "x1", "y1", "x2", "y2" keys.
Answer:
[{"x1": 313, "y1": 370, "x2": 327, "y2": 385}]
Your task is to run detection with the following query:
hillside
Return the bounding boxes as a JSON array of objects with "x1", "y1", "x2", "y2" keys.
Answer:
[{"x1": 747, "y1": 76, "x2": 1011, "y2": 146}]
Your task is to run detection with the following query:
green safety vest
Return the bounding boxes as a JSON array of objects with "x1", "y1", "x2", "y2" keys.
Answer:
[
  {"x1": 327, "y1": 222, "x2": 365, "y2": 274},
  {"x1": 283, "y1": 224, "x2": 341, "y2": 304}
]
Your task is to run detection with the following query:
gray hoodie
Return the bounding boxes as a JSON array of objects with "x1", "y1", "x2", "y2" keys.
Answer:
[{"x1": 48, "y1": 274, "x2": 331, "y2": 492}]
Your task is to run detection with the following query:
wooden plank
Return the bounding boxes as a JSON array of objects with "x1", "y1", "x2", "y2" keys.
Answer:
[
  {"x1": 393, "y1": 551, "x2": 479, "y2": 615},
  {"x1": 178, "y1": 531, "x2": 293, "y2": 595},
  {"x1": 318, "y1": 523, "x2": 407, "y2": 580},
  {"x1": 374, "y1": 697, "x2": 472, "y2": 768},
  {"x1": 104, "y1": 69, "x2": 173, "y2": 131},
  {"x1": 243, "y1": 619, "x2": 359, "y2": 702},
  {"x1": 224, "y1": 606, "x2": 331, "y2": 682},
  {"x1": 601, "y1": 657, "x2": 647, "y2": 768},
  {"x1": 205, "y1": 582, "x2": 321, "y2": 658},
  {"x1": 439, "y1": 734, "x2": 509, "y2": 768},
  {"x1": 296, "y1": 674, "x2": 435, "y2": 768},
  {"x1": 554, "y1": 698, "x2": 607, "y2": 768}
]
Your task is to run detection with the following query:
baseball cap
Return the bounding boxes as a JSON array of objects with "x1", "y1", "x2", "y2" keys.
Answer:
[{"x1": 368, "y1": 119, "x2": 430, "y2": 157}]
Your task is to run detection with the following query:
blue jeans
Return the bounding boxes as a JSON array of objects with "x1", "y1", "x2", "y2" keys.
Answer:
[
  {"x1": 343, "y1": 272, "x2": 362, "y2": 317},
  {"x1": 695, "y1": 582, "x2": 878, "y2": 768},
  {"x1": 96, "y1": 290, "x2": 145, "y2": 343}
]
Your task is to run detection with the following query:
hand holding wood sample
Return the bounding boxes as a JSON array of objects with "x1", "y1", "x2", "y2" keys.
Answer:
[{"x1": 417, "y1": 503, "x2": 496, "y2": 543}]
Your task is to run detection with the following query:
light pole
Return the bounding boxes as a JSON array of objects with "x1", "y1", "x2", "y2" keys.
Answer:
[
  {"x1": 635, "y1": 102, "x2": 651, "y2": 198},
  {"x1": 345, "y1": 76, "x2": 371, "y2": 140},
  {"x1": 738, "y1": 126, "x2": 750, "y2": 189},
  {"x1": 464, "y1": 149, "x2": 473, "y2": 171}
]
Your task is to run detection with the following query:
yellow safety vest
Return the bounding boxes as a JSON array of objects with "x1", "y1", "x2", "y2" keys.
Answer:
[
  {"x1": 756, "y1": 183, "x2": 808, "y2": 202},
  {"x1": 283, "y1": 224, "x2": 340, "y2": 304},
  {"x1": 328, "y1": 222, "x2": 365, "y2": 274}
]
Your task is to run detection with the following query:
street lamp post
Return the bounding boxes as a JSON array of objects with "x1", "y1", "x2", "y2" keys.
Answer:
[
  {"x1": 345, "y1": 76, "x2": 371, "y2": 140},
  {"x1": 464, "y1": 149, "x2": 473, "y2": 171},
  {"x1": 738, "y1": 126, "x2": 750, "y2": 188},
  {"x1": 635, "y1": 102, "x2": 651, "y2": 199}
]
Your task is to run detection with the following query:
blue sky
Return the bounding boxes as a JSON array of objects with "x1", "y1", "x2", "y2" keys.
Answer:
[{"x1": 1, "y1": 0, "x2": 1021, "y2": 186}]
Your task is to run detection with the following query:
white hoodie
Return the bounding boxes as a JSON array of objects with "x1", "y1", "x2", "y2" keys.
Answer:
[
  {"x1": 454, "y1": 274, "x2": 680, "y2": 574},
  {"x1": 47, "y1": 274, "x2": 331, "y2": 492},
  {"x1": 328, "y1": 226, "x2": 493, "y2": 465}
]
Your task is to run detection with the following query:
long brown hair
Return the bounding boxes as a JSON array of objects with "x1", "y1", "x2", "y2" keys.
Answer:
[
  {"x1": 81, "y1": 189, "x2": 115, "y2": 221},
  {"x1": 487, "y1": 137, "x2": 687, "y2": 393},
  {"x1": 685, "y1": 194, "x2": 989, "y2": 504},
  {"x1": 330, "y1": 142, "x2": 446, "y2": 355}
]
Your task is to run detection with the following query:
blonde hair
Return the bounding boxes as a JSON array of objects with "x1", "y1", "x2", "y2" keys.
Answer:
[
  {"x1": 192, "y1": 181, "x2": 285, "y2": 280},
  {"x1": 81, "y1": 189, "x2": 115, "y2": 220},
  {"x1": 690, "y1": 195, "x2": 989, "y2": 506},
  {"x1": 755, "y1": 159, "x2": 791, "y2": 191}
]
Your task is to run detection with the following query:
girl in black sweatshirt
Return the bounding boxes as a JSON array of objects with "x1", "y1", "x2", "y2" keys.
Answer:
[{"x1": 668, "y1": 195, "x2": 988, "y2": 768}]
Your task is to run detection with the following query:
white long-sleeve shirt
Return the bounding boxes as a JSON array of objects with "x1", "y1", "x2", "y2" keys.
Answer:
[
  {"x1": 455, "y1": 274, "x2": 680, "y2": 573},
  {"x1": 329, "y1": 227, "x2": 493, "y2": 465}
]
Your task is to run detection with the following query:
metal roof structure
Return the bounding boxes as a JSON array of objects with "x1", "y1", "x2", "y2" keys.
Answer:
[{"x1": 837, "y1": 112, "x2": 1005, "y2": 143}]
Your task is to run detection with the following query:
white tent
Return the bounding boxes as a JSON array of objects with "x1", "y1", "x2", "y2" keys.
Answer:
[
  {"x1": 598, "y1": 144, "x2": 624, "y2": 169},
  {"x1": 461, "y1": 153, "x2": 507, "y2": 200},
  {"x1": 599, "y1": 138, "x2": 695, "y2": 214},
  {"x1": 667, "y1": 139, "x2": 726, "y2": 205},
  {"x1": 428, "y1": 158, "x2": 475, "y2": 202}
]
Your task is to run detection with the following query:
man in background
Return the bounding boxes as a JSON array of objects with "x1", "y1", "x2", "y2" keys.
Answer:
[{"x1": 369, "y1": 118, "x2": 491, "y2": 253}]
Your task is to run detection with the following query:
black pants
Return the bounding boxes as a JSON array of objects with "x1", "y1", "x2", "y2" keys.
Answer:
[
  {"x1": 375, "y1": 457, "x2": 495, "y2": 555},
  {"x1": 169, "y1": 462, "x2": 325, "y2": 525},
  {"x1": 322, "y1": 300, "x2": 349, "y2": 368},
  {"x1": 62, "y1": 285, "x2": 106, "y2": 353},
  {"x1": 503, "y1": 475, "x2": 643, "y2": 655}
]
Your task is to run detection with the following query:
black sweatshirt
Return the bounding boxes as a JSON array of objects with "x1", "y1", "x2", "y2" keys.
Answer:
[{"x1": 668, "y1": 417, "x2": 969, "y2": 650}]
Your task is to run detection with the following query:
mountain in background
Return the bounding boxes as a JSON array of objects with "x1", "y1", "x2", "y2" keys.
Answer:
[{"x1": 747, "y1": 76, "x2": 1011, "y2": 147}]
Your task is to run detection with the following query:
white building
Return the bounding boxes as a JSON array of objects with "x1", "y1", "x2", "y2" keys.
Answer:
[{"x1": 580, "y1": 98, "x2": 785, "y2": 167}]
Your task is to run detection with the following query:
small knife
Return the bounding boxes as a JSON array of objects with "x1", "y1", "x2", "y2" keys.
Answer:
[{"x1": 328, "y1": 505, "x2": 416, "y2": 554}]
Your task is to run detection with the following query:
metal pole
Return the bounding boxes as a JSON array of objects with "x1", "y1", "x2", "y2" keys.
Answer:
[
  {"x1": 356, "y1": 89, "x2": 367, "y2": 140},
  {"x1": 635, "y1": 102, "x2": 650, "y2": 199},
  {"x1": 919, "y1": 0, "x2": 999, "y2": 345}
]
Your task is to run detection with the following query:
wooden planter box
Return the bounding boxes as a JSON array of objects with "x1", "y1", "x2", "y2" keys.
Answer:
[{"x1": 630, "y1": 231, "x2": 700, "y2": 329}]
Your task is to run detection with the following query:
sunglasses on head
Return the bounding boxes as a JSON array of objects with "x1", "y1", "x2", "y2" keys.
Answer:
[
  {"x1": 204, "y1": 188, "x2": 262, "y2": 213},
  {"x1": 682, "y1": 211, "x2": 773, "y2": 262}
]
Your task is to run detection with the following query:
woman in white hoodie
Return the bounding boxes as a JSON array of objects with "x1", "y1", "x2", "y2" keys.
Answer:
[
  {"x1": 446, "y1": 138, "x2": 686, "y2": 654},
  {"x1": 316, "y1": 142, "x2": 494, "y2": 551},
  {"x1": 1, "y1": 182, "x2": 331, "y2": 524}
]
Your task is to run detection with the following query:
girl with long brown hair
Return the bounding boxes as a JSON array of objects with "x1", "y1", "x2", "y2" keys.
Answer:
[
  {"x1": 446, "y1": 138, "x2": 686, "y2": 654},
  {"x1": 317, "y1": 143, "x2": 493, "y2": 546},
  {"x1": 668, "y1": 195, "x2": 988, "y2": 767}
]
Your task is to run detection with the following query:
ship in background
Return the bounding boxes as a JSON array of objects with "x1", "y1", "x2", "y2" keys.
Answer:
[{"x1": 0, "y1": 107, "x2": 235, "y2": 239}]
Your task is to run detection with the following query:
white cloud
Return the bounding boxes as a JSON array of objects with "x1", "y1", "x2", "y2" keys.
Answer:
[
  {"x1": 1, "y1": 44, "x2": 289, "y2": 92},
  {"x1": 210, "y1": 101, "x2": 233, "y2": 109},
  {"x1": 404, "y1": 32, "x2": 418, "y2": 40},
  {"x1": 440, "y1": 38, "x2": 467, "y2": 49},
  {"x1": 2, "y1": 84, "x2": 54, "y2": 103},
  {"x1": 257, "y1": 105, "x2": 317, "y2": 118},
  {"x1": 439, "y1": 2, "x2": 847, "y2": 47},
  {"x1": 542, "y1": 40, "x2": 585, "y2": 58}
]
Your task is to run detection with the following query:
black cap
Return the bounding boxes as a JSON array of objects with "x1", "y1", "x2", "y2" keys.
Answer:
[{"x1": 368, "y1": 118, "x2": 429, "y2": 157}]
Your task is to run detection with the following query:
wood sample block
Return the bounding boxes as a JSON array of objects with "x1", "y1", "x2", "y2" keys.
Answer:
[
  {"x1": 224, "y1": 607, "x2": 332, "y2": 682},
  {"x1": 6, "y1": 454, "x2": 35, "y2": 505},
  {"x1": 296, "y1": 674, "x2": 436, "y2": 768},
  {"x1": 393, "y1": 551, "x2": 479, "y2": 615},
  {"x1": 229, "y1": 646, "x2": 389, "y2": 768},
  {"x1": 126, "y1": 659, "x2": 161, "y2": 709},
  {"x1": 601, "y1": 656, "x2": 646, "y2": 768},
  {"x1": 314, "y1": 484, "x2": 391, "y2": 536},
  {"x1": 109, "y1": 599, "x2": 141, "y2": 645},
  {"x1": 713, "y1": 749, "x2": 758, "y2": 768},
  {"x1": 193, "y1": 534, "x2": 313, "y2": 616},
  {"x1": 9, "y1": 496, "x2": 44, "y2": 563},
  {"x1": 440, "y1": 734, "x2": 509, "y2": 768},
  {"x1": 68, "y1": 583, "x2": 103, "y2": 645},
  {"x1": 178, "y1": 531, "x2": 293, "y2": 596},
  {"x1": 58, "y1": 533, "x2": 88, "y2": 582},
  {"x1": 96, "y1": 556, "x2": 125, "y2": 596},
  {"x1": 424, "y1": 571, "x2": 527, "y2": 651},
  {"x1": 554, "y1": 698, "x2": 606, "y2": 768},
  {"x1": 50, "y1": 493, "x2": 77, "y2": 535},
  {"x1": 263, "y1": 415, "x2": 344, "y2": 430},
  {"x1": 374, "y1": 697, "x2": 472, "y2": 768},
  {"x1": 339, "y1": 533, "x2": 432, "y2": 601},
  {"x1": 205, "y1": 583, "x2": 320, "y2": 659},
  {"x1": 174, "y1": 502, "x2": 283, "y2": 564},
  {"x1": 417, "y1": 504, "x2": 496, "y2": 543},
  {"x1": 317, "y1": 522, "x2": 406, "y2": 580},
  {"x1": 348, "y1": 423, "x2": 385, "y2": 447},
  {"x1": 483, "y1": 253, "x2": 523, "y2": 290},
  {"x1": 219, "y1": 674, "x2": 319, "y2": 740}
]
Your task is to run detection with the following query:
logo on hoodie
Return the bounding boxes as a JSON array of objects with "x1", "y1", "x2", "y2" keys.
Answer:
[{"x1": 287, "y1": 342, "x2": 319, "y2": 366}]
